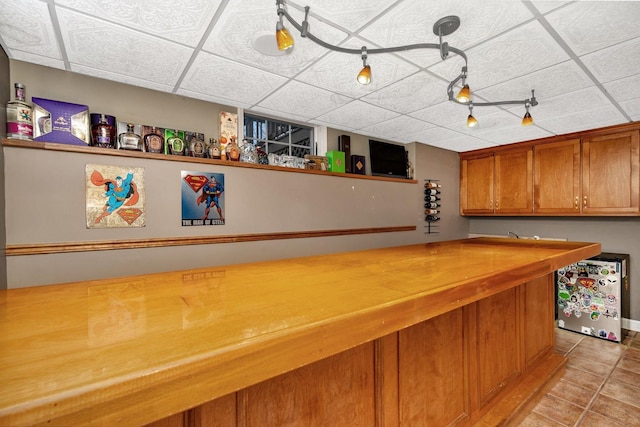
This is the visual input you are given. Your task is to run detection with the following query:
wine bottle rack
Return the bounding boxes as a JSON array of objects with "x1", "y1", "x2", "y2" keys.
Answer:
[{"x1": 424, "y1": 179, "x2": 440, "y2": 234}]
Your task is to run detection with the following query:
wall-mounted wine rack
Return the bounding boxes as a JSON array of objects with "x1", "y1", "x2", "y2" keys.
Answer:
[{"x1": 424, "y1": 179, "x2": 440, "y2": 234}]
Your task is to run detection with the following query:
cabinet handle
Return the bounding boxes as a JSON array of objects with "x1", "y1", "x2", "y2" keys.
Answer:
[
  {"x1": 583, "y1": 195, "x2": 587, "y2": 208},
  {"x1": 574, "y1": 196, "x2": 579, "y2": 209}
]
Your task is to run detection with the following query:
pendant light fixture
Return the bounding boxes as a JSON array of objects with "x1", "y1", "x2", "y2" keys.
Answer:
[
  {"x1": 467, "y1": 104, "x2": 478, "y2": 128},
  {"x1": 357, "y1": 47, "x2": 371, "y2": 85},
  {"x1": 275, "y1": 1, "x2": 538, "y2": 127}
]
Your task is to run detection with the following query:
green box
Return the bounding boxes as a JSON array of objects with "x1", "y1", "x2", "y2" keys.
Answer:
[{"x1": 326, "y1": 150, "x2": 346, "y2": 173}]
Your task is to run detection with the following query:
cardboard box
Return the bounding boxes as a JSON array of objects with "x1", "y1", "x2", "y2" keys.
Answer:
[
  {"x1": 304, "y1": 155, "x2": 329, "y2": 171},
  {"x1": 326, "y1": 150, "x2": 345, "y2": 173},
  {"x1": 32, "y1": 97, "x2": 90, "y2": 145}
]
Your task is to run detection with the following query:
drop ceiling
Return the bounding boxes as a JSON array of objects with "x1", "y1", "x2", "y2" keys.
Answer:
[{"x1": 1, "y1": 0, "x2": 640, "y2": 152}]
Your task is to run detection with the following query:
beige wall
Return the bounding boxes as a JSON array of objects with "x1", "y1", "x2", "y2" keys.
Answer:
[
  {"x1": 4, "y1": 60, "x2": 469, "y2": 288},
  {"x1": 0, "y1": 47, "x2": 8, "y2": 289}
]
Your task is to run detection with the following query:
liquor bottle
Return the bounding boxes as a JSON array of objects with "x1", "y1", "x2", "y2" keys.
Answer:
[
  {"x1": 424, "y1": 182, "x2": 441, "y2": 189},
  {"x1": 91, "y1": 114, "x2": 116, "y2": 148},
  {"x1": 6, "y1": 83, "x2": 33, "y2": 140},
  {"x1": 424, "y1": 195, "x2": 441, "y2": 202},
  {"x1": 189, "y1": 134, "x2": 206, "y2": 157},
  {"x1": 426, "y1": 215, "x2": 440, "y2": 222},
  {"x1": 257, "y1": 145, "x2": 269, "y2": 165},
  {"x1": 424, "y1": 202, "x2": 441, "y2": 209},
  {"x1": 208, "y1": 138, "x2": 221, "y2": 159},
  {"x1": 118, "y1": 123, "x2": 143, "y2": 151},
  {"x1": 425, "y1": 209, "x2": 439, "y2": 215},
  {"x1": 424, "y1": 189, "x2": 441, "y2": 195},
  {"x1": 166, "y1": 129, "x2": 185, "y2": 155},
  {"x1": 144, "y1": 126, "x2": 165, "y2": 153},
  {"x1": 227, "y1": 137, "x2": 240, "y2": 162}
]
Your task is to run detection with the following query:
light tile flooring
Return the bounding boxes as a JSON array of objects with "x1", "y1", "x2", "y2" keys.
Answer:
[{"x1": 518, "y1": 329, "x2": 640, "y2": 426}]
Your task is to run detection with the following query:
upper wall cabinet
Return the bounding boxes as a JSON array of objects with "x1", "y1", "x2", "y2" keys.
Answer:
[
  {"x1": 460, "y1": 147, "x2": 533, "y2": 215},
  {"x1": 534, "y1": 138, "x2": 581, "y2": 214},
  {"x1": 582, "y1": 131, "x2": 639, "y2": 215},
  {"x1": 461, "y1": 124, "x2": 640, "y2": 217}
]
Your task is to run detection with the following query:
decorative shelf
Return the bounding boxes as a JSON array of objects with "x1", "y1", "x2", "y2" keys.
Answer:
[{"x1": 2, "y1": 139, "x2": 418, "y2": 184}]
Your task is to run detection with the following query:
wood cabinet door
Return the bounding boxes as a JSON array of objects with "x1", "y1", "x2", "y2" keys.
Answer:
[
  {"x1": 582, "y1": 131, "x2": 640, "y2": 214},
  {"x1": 495, "y1": 148, "x2": 533, "y2": 214},
  {"x1": 534, "y1": 139, "x2": 581, "y2": 214},
  {"x1": 460, "y1": 155, "x2": 494, "y2": 214}
]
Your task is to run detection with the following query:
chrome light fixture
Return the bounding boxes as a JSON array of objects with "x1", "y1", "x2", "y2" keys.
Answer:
[
  {"x1": 357, "y1": 47, "x2": 371, "y2": 85},
  {"x1": 467, "y1": 104, "x2": 478, "y2": 128},
  {"x1": 275, "y1": 2, "x2": 538, "y2": 127}
]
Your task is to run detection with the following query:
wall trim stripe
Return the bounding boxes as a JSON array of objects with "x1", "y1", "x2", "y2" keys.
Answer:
[{"x1": 5, "y1": 226, "x2": 417, "y2": 256}]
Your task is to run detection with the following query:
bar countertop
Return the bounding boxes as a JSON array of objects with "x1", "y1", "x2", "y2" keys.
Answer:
[{"x1": 0, "y1": 238, "x2": 601, "y2": 426}]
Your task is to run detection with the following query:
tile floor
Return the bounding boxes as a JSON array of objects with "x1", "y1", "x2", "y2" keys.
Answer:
[{"x1": 518, "y1": 329, "x2": 640, "y2": 426}]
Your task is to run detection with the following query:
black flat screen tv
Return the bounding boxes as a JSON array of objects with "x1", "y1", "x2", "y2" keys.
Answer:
[{"x1": 369, "y1": 140, "x2": 408, "y2": 179}]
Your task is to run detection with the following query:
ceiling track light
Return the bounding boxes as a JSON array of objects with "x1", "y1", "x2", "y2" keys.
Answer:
[
  {"x1": 275, "y1": 1, "x2": 538, "y2": 127},
  {"x1": 357, "y1": 47, "x2": 371, "y2": 85},
  {"x1": 467, "y1": 103, "x2": 478, "y2": 128}
]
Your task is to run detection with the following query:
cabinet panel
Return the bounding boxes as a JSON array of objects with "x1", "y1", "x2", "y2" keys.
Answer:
[
  {"x1": 241, "y1": 342, "x2": 375, "y2": 426},
  {"x1": 534, "y1": 139, "x2": 581, "y2": 214},
  {"x1": 398, "y1": 308, "x2": 468, "y2": 426},
  {"x1": 524, "y1": 275, "x2": 554, "y2": 367},
  {"x1": 461, "y1": 155, "x2": 494, "y2": 214},
  {"x1": 475, "y1": 287, "x2": 520, "y2": 407},
  {"x1": 495, "y1": 149, "x2": 533, "y2": 213},
  {"x1": 582, "y1": 131, "x2": 640, "y2": 214}
]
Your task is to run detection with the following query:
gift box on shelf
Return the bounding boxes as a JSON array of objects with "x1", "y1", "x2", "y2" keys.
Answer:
[
  {"x1": 32, "y1": 97, "x2": 90, "y2": 145},
  {"x1": 326, "y1": 150, "x2": 345, "y2": 173}
]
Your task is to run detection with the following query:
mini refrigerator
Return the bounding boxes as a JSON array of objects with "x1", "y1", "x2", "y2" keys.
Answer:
[{"x1": 555, "y1": 252, "x2": 630, "y2": 342}]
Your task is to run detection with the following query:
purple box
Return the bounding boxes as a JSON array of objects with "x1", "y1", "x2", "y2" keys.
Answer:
[{"x1": 32, "y1": 97, "x2": 90, "y2": 145}]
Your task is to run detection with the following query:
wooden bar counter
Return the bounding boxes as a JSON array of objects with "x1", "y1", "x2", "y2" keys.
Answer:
[{"x1": 0, "y1": 238, "x2": 600, "y2": 426}]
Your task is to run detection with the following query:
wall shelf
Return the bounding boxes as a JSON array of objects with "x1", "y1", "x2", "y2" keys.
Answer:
[{"x1": 2, "y1": 139, "x2": 418, "y2": 184}]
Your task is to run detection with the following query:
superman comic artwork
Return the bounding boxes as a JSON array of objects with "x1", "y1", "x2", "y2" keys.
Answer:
[
  {"x1": 181, "y1": 171, "x2": 225, "y2": 226},
  {"x1": 86, "y1": 164, "x2": 145, "y2": 228}
]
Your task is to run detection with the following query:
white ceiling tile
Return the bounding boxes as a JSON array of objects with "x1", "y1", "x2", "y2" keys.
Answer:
[
  {"x1": 203, "y1": 0, "x2": 348, "y2": 78},
  {"x1": 56, "y1": 8, "x2": 193, "y2": 86},
  {"x1": 295, "y1": 48, "x2": 419, "y2": 99},
  {"x1": 258, "y1": 80, "x2": 353, "y2": 120},
  {"x1": 581, "y1": 37, "x2": 640, "y2": 84},
  {"x1": 288, "y1": 0, "x2": 392, "y2": 33},
  {"x1": 475, "y1": 61, "x2": 594, "y2": 105},
  {"x1": 521, "y1": 86, "x2": 613, "y2": 121},
  {"x1": 536, "y1": 105, "x2": 627, "y2": 135},
  {"x1": 361, "y1": 72, "x2": 450, "y2": 114},
  {"x1": 360, "y1": 115, "x2": 435, "y2": 140},
  {"x1": 546, "y1": 1, "x2": 640, "y2": 56},
  {"x1": 619, "y1": 98, "x2": 640, "y2": 122},
  {"x1": 181, "y1": 52, "x2": 288, "y2": 107},
  {"x1": 430, "y1": 20, "x2": 570, "y2": 91},
  {"x1": 72, "y1": 64, "x2": 176, "y2": 94},
  {"x1": 0, "y1": 0, "x2": 61, "y2": 59},
  {"x1": 10, "y1": 52, "x2": 66, "y2": 71},
  {"x1": 315, "y1": 100, "x2": 401, "y2": 130},
  {"x1": 604, "y1": 74, "x2": 640, "y2": 104},
  {"x1": 529, "y1": 2, "x2": 571, "y2": 15},
  {"x1": 55, "y1": 0, "x2": 221, "y2": 46}
]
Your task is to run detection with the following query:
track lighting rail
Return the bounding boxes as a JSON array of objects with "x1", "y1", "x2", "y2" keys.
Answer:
[{"x1": 275, "y1": 1, "x2": 538, "y2": 127}]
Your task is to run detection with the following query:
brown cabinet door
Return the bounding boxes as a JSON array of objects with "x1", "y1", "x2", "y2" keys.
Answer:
[
  {"x1": 461, "y1": 155, "x2": 494, "y2": 214},
  {"x1": 582, "y1": 131, "x2": 640, "y2": 214},
  {"x1": 534, "y1": 139, "x2": 581, "y2": 214},
  {"x1": 495, "y1": 148, "x2": 533, "y2": 214}
]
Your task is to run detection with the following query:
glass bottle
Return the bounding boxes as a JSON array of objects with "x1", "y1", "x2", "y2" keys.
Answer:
[
  {"x1": 118, "y1": 123, "x2": 143, "y2": 151},
  {"x1": 228, "y1": 137, "x2": 240, "y2": 162},
  {"x1": 91, "y1": 114, "x2": 116, "y2": 148},
  {"x1": 208, "y1": 138, "x2": 221, "y2": 159},
  {"x1": 143, "y1": 126, "x2": 165, "y2": 153},
  {"x1": 167, "y1": 129, "x2": 185, "y2": 155},
  {"x1": 424, "y1": 182, "x2": 441, "y2": 189},
  {"x1": 6, "y1": 83, "x2": 33, "y2": 140}
]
